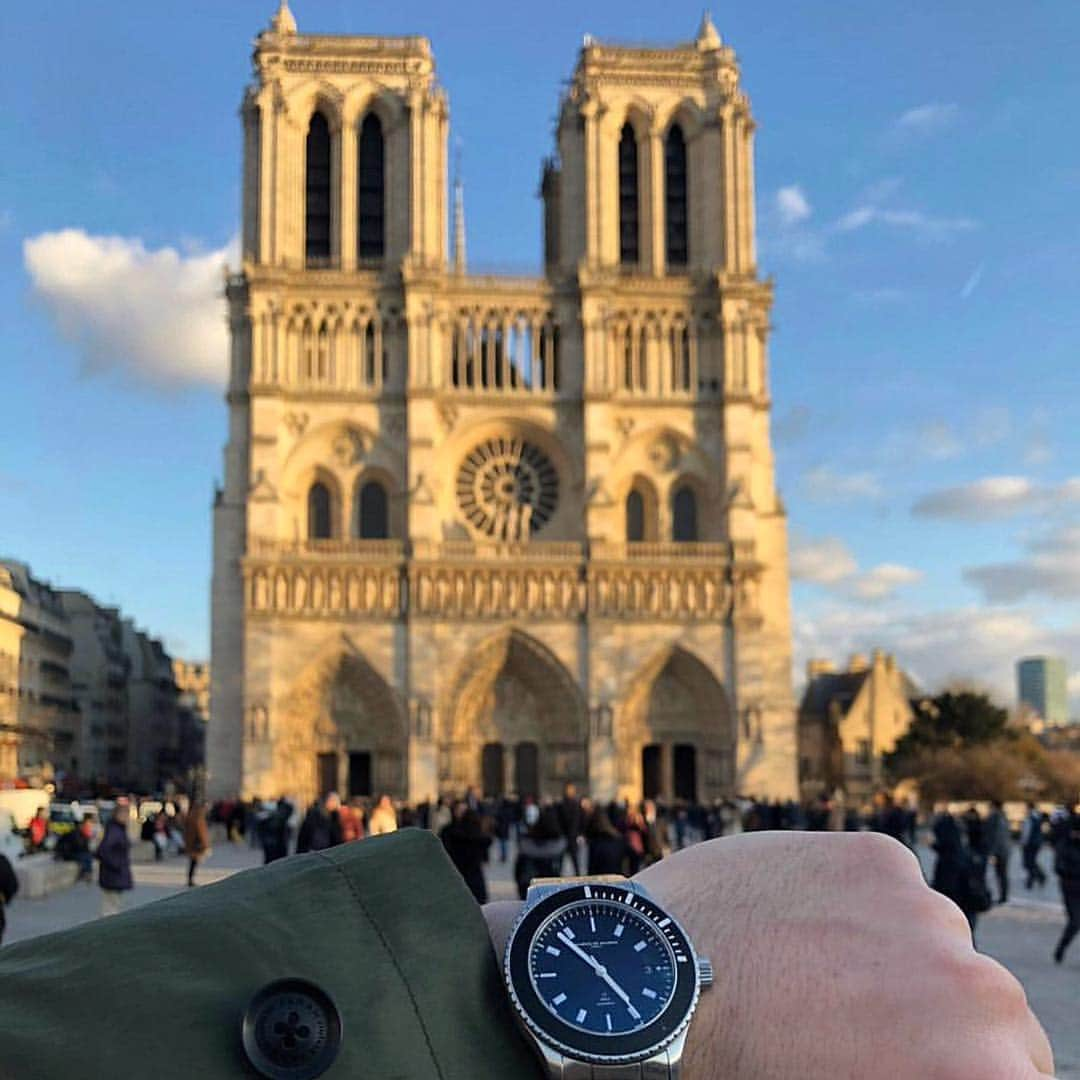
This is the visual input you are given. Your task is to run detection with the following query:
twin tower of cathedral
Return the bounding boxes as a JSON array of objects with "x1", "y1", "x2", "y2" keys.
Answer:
[{"x1": 208, "y1": 3, "x2": 797, "y2": 805}]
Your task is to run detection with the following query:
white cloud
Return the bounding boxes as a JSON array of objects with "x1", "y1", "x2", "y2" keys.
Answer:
[
  {"x1": 24, "y1": 228, "x2": 234, "y2": 389},
  {"x1": 893, "y1": 103, "x2": 961, "y2": 137},
  {"x1": 912, "y1": 475, "x2": 1080, "y2": 521},
  {"x1": 960, "y1": 261, "x2": 985, "y2": 299},
  {"x1": 791, "y1": 536, "x2": 922, "y2": 604},
  {"x1": 790, "y1": 537, "x2": 858, "y2": 586},
  {"x1": 836, "y1": 206, "x2": 977, "y2": 238},
  {"x1": 804, "y1": 465, "x2": 882, "y2": 503},
  {"x1": 776, "y1": 185, "x2": 811, "y2": 226},
  {"x1": 964, "y1": 524, "x2": 1080, "y2": 603},
  {"x1": 849, "y1": 564, "x2": 924, "y2": 601},
  {"x1": 793, "y1": 603, "x2": 1080, "y2": 710}
]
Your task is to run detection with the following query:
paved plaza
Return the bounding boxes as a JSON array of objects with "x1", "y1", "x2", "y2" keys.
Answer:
[{"x1": 3, "y1": 837, "x2": 1077, "y2": 1077}]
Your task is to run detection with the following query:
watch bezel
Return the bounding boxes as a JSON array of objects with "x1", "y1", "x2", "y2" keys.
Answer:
[{"x1": 504, "y1": 883, "x2": 701, "y2": 1065}]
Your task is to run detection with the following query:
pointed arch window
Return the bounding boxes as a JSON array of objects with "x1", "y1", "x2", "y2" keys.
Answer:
[
  {"x1": 665, "y1": 124, "x2": 688, "y2": 269},
  {"x1": 618, "y1": 123, "x2": 640, "y2": 267},
  {"x1": 357, "y1": 480, "x2": 389, "y2": 539},
  {"x1": 626, "y1": 490, "x2": 645, "y2": 542},
  {"x1": 308, "y1": 482, "x2": 333, "y2": 540},
  {"x1": 358, "y1": 113, "x2": 385, "y2": 260},
  {"x1": 305, "y1": 111, "x2": 332, "y2": 265},
  {"x1": 672, "y1": 485, "x2": 698, "y2": 542},
  {"x1": 363, "y1": 322, "x2": 377, "y2": 386}
]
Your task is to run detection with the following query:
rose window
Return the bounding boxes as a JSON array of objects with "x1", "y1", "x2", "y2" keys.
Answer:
[{"x1": 455, "y1": 437, "x2": 559, "y2": 540}]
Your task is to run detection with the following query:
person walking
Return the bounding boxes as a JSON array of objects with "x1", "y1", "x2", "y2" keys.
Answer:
[
  {"x1": 1053, "y1": 811, "x2": 1080, "y2": 964},
  {"x1": 514, "y1": 806, "x2": 566, "y2": 899},
  {"x1": 556, "y1": 783, "x2": 584, "y2": 874},
  {"x1": 0, "y1": 849, "x2": 18, "y2": 945},
  {"x1": 1021, "y1": 802, "x2": 1047, "y2": 889},
  {"x1": 984, "y1": 800, "x2": 1012, "y2": 904},
  {"x1": 931, "y1": 810, "x2": 991, "y2": 939},
  {"x1": 296, "y1": 792, "x2": 344, "y2": 854},
  {"x1": 585, "y1": 807, "x2": 627, "y2": 875},
  {"x1": 183, "y1": 802, "x2": 211, "y2": 887},
  {"x1": 439, "y1": 803, "x2": 492, "y2": 904},
  {"x1": 96, "y1": 803, "x2": 133, "y2": 917},
  {"x1": 258, "y1": 797, "x2": 292, "y2": 864},
  {"x1": 367, "y1": 794, "x2": 398, "y2": 837}
]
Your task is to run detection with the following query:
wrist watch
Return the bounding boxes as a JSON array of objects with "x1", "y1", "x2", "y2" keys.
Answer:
[{"x1": 504, "y1": 876, "x2": 712, "y2": 1078}]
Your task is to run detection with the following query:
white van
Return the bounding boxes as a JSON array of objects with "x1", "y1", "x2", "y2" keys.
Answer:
[
  {"x1": 0, "y1": 789, "x2": 51, "y2": 831},
  {"x1": 0, "y1": 809, "x2": 24, "y2": 863}
]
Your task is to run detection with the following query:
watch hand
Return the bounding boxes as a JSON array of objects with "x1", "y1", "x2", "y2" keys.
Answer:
[
  {"x1": 556, "y1": 931, "x2": 603, "y2": 973},
  {"x1": 556, "y1": 932, "x2": 640, "y2": 1019}
]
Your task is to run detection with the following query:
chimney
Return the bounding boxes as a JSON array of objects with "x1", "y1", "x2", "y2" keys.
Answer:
[
  {"x1": 806, "y1": 659, "x2": 835, "y2": 680},
  {"x1": 848, "y1": 653, "x2": 869, "y2": 674}
]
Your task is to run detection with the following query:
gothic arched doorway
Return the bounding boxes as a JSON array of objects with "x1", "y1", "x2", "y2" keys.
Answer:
[
  {"x1": 619, "y1": 646, "x2": 734, "y2": 803},
  {"x1": 444, "y1": 630, "x2": 587, "y2": 800},
  {"x1": 275, "y1": 649, "x2": 408, "y2": 804}
]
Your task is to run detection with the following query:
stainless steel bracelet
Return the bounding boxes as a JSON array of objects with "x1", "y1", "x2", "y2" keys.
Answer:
[{"x1": 559, "y1": 1048, "x2": 673, "y2": 1078}]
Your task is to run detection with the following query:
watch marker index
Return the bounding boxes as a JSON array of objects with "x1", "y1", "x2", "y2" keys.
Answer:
[
  {"x1": 553, "y1": 992, "x2": 567, "y2": 1006},
  {"x1": 642, "y1": 988, "x2": 658, "y2": 1000},
  {"x1": 546, "y1": 945, "x2": 561, "y2": 957},
  {"x1": 658, "y1": 917, "x2": 671, "y2": 928},
  {"x1": 575, "y1": 1008, "x2": 588, "y2": 1024},
  {"x1": 613, "y1": 923, "x2": 625, "y2": 938},
  {"x1": 633, "y1": 940, "x2": 647, "y2": 952}
]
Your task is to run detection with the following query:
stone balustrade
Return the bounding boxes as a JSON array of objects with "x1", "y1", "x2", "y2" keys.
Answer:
[{"x1": 242, "y1": 537, "x2": 760, "y2": 622}]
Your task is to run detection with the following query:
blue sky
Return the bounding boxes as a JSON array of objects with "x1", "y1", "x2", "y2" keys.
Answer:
[{"x1": 1, "y1": 1, "x2": 1078, "y2": 709}]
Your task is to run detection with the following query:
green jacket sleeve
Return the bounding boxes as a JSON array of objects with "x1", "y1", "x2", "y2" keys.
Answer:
[{"x1": 0, "y1": 828, "x2": 543, "y2": 1079}]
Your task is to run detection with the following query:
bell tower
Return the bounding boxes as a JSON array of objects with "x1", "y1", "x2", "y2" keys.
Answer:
[
  {"x1": 544, "y1": 14, "x2": 757, "y2": 278},
  {"x1": 240, "y1": 0, "x2": 449, "y2": 272}
]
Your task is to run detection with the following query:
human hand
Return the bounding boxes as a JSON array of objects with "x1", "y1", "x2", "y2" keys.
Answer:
[{"x1": 484, "y1": 832, "x2": 1055, "y2": 1079}]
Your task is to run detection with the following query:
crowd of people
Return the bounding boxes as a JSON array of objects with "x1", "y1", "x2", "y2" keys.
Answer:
[
  {"x1": 929, "y1": 799, "x2": 1080, "y2": 962},
  {"x1": 2, "y1": 787, "x2": 1078, "y2": 965},
  {"x1": 209, "y1": 785, "x2": 1080, "y2": 966}
]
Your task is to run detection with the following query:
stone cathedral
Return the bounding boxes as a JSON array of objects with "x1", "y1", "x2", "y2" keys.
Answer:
[{"x1": 208, "y1": 2, "x2": 798, "y2": 806}]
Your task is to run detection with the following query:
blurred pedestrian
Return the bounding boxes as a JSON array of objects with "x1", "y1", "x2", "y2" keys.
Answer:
[
  {"x1": 0, "y1": 849, "x2": 18, "y2": 944},
  {"x1": 1053, "y1": 811, "x2": 1080, "y2": 965},
  {"x1": 984, "y1": 800, "x2": 1012, "y2": 904},
  {"x1": 963, "y1": 805, "x2": 986, "y2": 859},
  {"x1": 557, "y1": 783, "x2": 583, "y2": 874},
  {"x1": 440, "y1": 802, "x2": 491, "y2": 903},
  {"x1": 585, "y1": 808, "x2": 626, "y2": 875},
  {"x1": 514, "y1": 806, "x2": 565, "y2": 899},
  {"x1": 296, "y1": 792, "x2": 344, "y2": 853},
  {"x1": 183, "y1": 802, "x2": 211, "y2": 887},
  {"x1": 1021, "y1": 802, "x2": 1047, "y2": 889},
  {"x1": 931, "y1": 810, "x2": 990, "y2": 939},
  {"x1": 367, "y1": 794, "x2": 398, "y2": 836},
  {"x1": 27, "y1": 807, "x2": 48, "y2": 853},
  {"x1": 259, "y1": 797, "x2": 292, "y2": 864},
  {"x1": 339, "y1": 798, "x2": 364, "y2": 843},
  {"x1": 96, "y1": 803, "x2": 133, "y2": 917}
]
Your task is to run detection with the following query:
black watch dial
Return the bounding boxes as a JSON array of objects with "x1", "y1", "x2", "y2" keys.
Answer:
[
  {"x1": 506, "y1": 883, "x2": 700, "y2": 1065},
  {"x1": 529, "y1": 900, "x2": 676, "y2": 1036}
]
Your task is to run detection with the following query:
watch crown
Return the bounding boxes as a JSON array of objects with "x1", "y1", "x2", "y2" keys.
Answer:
[{"x1": 697, "y1": 957, "x2": 714, "y2": 988}]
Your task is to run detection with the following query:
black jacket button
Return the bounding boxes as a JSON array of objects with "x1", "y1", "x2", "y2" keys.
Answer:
[{"x1": 241, "y1": 978, "x2": 343, "y2": 1079}]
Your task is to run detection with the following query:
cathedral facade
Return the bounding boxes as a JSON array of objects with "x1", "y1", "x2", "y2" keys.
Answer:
[{"x1": 208, "y1": 4, "x2": 798, "y2": 805}]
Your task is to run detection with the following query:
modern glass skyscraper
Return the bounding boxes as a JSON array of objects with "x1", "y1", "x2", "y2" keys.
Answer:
[{"x1": 1017, "y1": 657, "x2": 1069, "y2": 727}]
